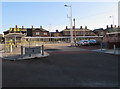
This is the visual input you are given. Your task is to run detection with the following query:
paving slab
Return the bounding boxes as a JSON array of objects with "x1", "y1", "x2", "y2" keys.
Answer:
[{"x1": 2, "y1": 52, "x2": 49, "y2": 60}]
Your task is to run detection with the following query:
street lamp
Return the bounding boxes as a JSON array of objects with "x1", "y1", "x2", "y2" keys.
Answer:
[
  {"x1": 109, "y1": 15, "x2": 114, "y2": 26},
  {"x1": 64, "y1": 4, "x2": 74, "y2": 46},
  {"x1": 49, "y1": 24, "x2": 52, "y2": 42},
  {"x1": 73, "y1": 18, "x2": 77, "y2": 46}
]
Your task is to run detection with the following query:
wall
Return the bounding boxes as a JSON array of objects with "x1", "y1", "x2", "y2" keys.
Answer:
[{"x1": 103, "y1": 33, "x2": 120, "y2": 49}]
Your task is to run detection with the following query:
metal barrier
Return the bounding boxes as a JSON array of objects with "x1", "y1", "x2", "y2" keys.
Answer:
[{"x1": 21, "y1": 45, "x2": 44, "y2": 58}]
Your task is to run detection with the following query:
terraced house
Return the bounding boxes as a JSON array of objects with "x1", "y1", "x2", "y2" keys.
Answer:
[{"x1": 61, "y1": 26, "x2": 96, "y2": 37}]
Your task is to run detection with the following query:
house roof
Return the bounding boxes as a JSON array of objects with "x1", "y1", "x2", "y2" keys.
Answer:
[
  {"x1": 3, "y1": 27, "x2": 49, "y2": 33},
  {"x1": 4, "y1": 33, "x2": 25, "y2": 38},
  {"x1": 62, "y1": 28, "x2": 91, "y2": 32},
  {"x1": 3, "y1": 30, "x2": 9, "y2": 33},
  {"x1": 105, "y1": 27, "x2": 120, "y2": 33},
  {"x1": 32, "y1": 28, "x2": 49, "y2": 32},
  {"x1": 93, "y1": 28, "x2": 104, "y2": 31}
]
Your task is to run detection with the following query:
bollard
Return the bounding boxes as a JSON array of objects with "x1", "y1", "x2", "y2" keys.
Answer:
[
  {"x1": 113, "y1": 44, "x2": 116, "y2": 54},
  {"x1": 10, "y1": 44, "x2": 12, "y2": 53},
  {"x1": 42, "y1": 45, "x2": 44, "y2": 56},
  {"x1": 100, "y1": 43, "x2": 103, "y2": 51},
  {"x1": 21, "y1": 46, "x2": 23, "y2": 58}
]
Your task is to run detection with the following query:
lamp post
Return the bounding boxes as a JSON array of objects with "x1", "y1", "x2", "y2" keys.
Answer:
[
  {"x1": 64, "y1": 4, "x2": 74, "y2": 46},
  {"x1": 73, "y1": 18, "x2": 76, "y2": 37},
  {"x1": 73, "y1": 18, "x2": 77, "y2": 46},
  {"x1": 109, "y1": 15, "x2": 114, "y2": 26},
  {"x1": 49, "y1": 24, "x2": 52, "y2": 42}
]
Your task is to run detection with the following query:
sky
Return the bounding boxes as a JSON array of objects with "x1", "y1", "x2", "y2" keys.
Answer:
[
  {"x1": 1, "y1": 1, "x2": 119, "y2": 33},
  {"x1": 118, "y1": 1, "x2": 120, "y2": 26}
]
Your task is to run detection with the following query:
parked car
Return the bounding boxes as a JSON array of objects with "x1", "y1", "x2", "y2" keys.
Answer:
[
  {"x1": 88, "y1": 40, "x2": 96, "y2": 45},
  {"x1": 77, "y1": 40, "x2": 89, "y2": 46}
]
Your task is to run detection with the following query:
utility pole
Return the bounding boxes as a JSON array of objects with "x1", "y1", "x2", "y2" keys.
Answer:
[{"x1": 49, "y1": 24, "x2": 52, "y2": 42}]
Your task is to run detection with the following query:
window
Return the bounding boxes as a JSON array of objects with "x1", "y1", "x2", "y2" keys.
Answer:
[
  {"x1": 36, "y1": 32, "x2": 40, "y2": 35},
  {"x1": 64, "y1": 32, "x2": 70, "y2": 35},
  {"x1": 44, "y1": 33, "x2": 47, "y2": 35},
  {"x1": 76, "y1": 32, "x2": 80, "y2": 35},
  {"x1": 87, "y1": 32, "x2": 90, "y2": 35}
]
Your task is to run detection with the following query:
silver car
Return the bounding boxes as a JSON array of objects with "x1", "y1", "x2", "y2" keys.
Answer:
[{"x1": 77, "y1": 40, "x2": 89, "y2": 46}]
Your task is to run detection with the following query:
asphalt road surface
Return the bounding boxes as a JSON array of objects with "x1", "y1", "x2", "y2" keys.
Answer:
[{"x1": 2, "y1": 46, "x2": 119, "y2": 87}]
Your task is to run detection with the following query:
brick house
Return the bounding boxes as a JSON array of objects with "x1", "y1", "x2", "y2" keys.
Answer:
[
  {"x1": 103, "y1": 25, "x2": 120, "y2": 49},
  {"x1": 32, "y1": 26, "x2": 49, "y2": 37}
]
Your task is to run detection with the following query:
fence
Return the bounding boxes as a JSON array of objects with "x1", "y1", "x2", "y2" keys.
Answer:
[{"x1": 3, "y1": 36, "x2": 103, "y2": 55}]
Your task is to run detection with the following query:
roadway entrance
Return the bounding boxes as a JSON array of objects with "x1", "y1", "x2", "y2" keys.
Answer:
[{"x1": 22, "y1": 36, "x2": 103, "y2": 47}]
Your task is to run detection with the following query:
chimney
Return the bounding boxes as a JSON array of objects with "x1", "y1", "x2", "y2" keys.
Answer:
[
  {"x1": 31, "y1": 26, "x2": 33, "y2": 29},
  {"x1": 22, "y1": 26, "x2": 24, "y2": 29},
  {"x1": 111, "y1": 24, "x2": 113, "y2": 28},
  {"x1": 80, "y1": 26, "x2": 82, "y2": 29},
  {"x1": 40, "y1": 26, "x2": 42, "y2": 28},
  {"x1": 106, "y1": 25, "x2": 109, "y2": 29},
  {"x1": 15, "y1": 25, "x2": 18, "y2": 29},
  {"x1": 66, "y1": 26, "x2": 68, "y2": 29},
  {"x1": 56, "y1": 30, "x2": 59, "y2": 32},
  {"x1": 85, "y1": 26, "x2": 87, "y2": 29},
  {"x1": 73, "y1": 18, "x2": 75, "y2": 29}
]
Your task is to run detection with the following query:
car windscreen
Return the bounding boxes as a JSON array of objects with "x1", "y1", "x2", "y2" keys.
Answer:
[{"x1": 84, "y1": 41, "x2": 88, "y2": 42}]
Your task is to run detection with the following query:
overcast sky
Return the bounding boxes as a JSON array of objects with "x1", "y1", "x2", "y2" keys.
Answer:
[{"x1": 1, "y1": 1, "x2": 119, "y2": 33}]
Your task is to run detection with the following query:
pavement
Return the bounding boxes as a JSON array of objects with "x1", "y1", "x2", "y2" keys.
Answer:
[
  {"x1": 2, "y1": 52, "x2": 49, "y2": 60},
  {"x1": 76, "y1": 45, "x2": 120, "y2": 55},
  {"x1": 92, "y1": 48, "x2": 120, "y2": 55}
]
